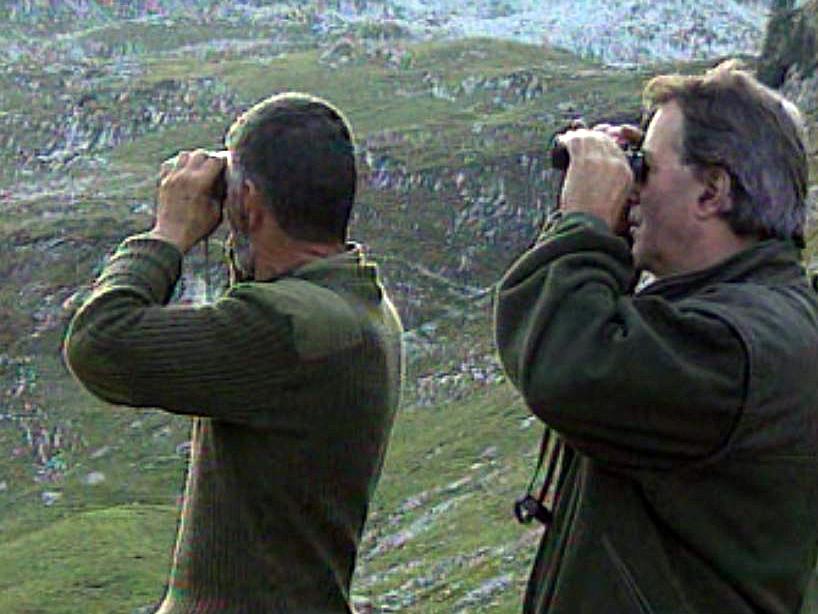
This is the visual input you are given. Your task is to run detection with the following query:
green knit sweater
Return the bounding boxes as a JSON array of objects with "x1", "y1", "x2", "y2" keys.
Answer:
[{"x1": 64, "y1": 235, "x2": 404, "y2": 613}]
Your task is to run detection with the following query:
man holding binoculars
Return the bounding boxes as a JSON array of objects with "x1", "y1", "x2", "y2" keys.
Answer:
[
  {"x1": 495, "y1": 61, "x2": 818, "y2": 612},
  {"x1": 64, "y1": 93, "x2": 403, "y2": 613}
]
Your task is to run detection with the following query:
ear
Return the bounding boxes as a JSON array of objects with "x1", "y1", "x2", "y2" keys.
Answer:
[
  {"x1": 243, "y1": 179, "x2": 267, "y2": 232},
  {"x1": 228, "y1": 175, "x2": 251, "y2": 219},
  {"x1": 695, "y1": 166, "x2": 732, "y2": 219}
]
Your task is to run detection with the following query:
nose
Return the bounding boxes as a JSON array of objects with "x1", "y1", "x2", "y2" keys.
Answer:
[
  {"x1": 625, "y1": 188, "x2": 640, "y2": 222},
  {"x1": 626, "y1": 184, "x2": 640, "y2": 205}
]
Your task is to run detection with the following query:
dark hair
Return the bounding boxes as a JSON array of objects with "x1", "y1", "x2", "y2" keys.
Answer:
[
  {"x1": 642, "y1": 60, "x2": 809, "y2": 244},
  {"x1": 225, "y1": 92, "x2": 356, "y2": 243}
]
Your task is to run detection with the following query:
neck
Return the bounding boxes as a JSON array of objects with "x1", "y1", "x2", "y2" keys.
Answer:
[
  {"x1": 254, "y1": 238, "x2": 345, "y2": 280},
  {"x1": 659, "y1": 227, "x2": 758, "y2": 279}
]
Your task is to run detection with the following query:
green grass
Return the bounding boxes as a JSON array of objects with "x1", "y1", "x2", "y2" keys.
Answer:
[
  {"x1": 0, "y1": 336, "x2": 543, "y2": 612},
  {"x1": 57, "y1": 20, "x2": 286, "y2": 58},
  {"x1": 109, "y1": 120, "x2": 228, "y2": 169},
  {"x1": 0, "y1": 354, "x2": 189, "y2": 541},
  {"x1": 0, "y1": 504, "x2": 176, "y2": 613}
]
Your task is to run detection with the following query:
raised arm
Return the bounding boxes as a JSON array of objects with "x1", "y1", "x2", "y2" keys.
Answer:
[
  {"x1": 63, "y1": 235, "x2": 303, "y2": 424},
  {"x1": 494, "y1": 213, "x2": 747, "y2": 471}
]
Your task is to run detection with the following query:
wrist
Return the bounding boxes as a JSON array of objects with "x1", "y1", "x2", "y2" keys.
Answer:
[{"x1": 146, "y1": 226, "x2": 192, "y2": 254}]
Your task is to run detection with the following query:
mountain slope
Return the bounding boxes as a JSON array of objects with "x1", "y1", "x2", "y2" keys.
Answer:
[
  {"x1": 0, "y1": 4, "x2": 815, "y2": 613},
  {"x1": 0, "y1": 33, "x2": 648, "y2": 611}
]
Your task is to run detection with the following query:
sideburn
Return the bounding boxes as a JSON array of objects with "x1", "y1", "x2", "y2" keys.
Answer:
[{"x1": 224, "y1": 230, "x2": 255, "y2": 284}]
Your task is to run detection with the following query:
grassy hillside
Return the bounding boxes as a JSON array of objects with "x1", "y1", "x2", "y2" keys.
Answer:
[
  {"x1": 0, "y1": 505, "x2": 177, "y2": 613},
  {"x1": 0, "y1": 15, "x2": 814, "y2": 614}
]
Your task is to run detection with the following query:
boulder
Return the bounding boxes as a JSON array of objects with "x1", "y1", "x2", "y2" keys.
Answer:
[
  {"x1": 41, "y1": 490, "x2": 62, "y2": 506},
  {"x1": 83, "y1": 471, "x2": 106, "y2": 486}
]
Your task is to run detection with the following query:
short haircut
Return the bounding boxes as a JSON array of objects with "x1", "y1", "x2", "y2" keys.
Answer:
[
  {"x1": 642, "y1": 60, "x2": 809, "y2": 244},
  {"x1": 225, "y1": 92, "x2": 356, "y2": 243}
]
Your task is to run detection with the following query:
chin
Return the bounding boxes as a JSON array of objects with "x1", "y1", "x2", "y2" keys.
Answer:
[
  {"x1": 630, "y1": 244, "x2": 644, "y2": 267},
  {"x1": 632, "y1": 250, "x2": 659, "y2": 278}
]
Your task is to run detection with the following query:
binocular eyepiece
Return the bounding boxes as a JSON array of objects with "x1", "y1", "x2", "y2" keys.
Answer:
[{"x1": 211, "y1": 165, "x2": 228, "y2": 204}]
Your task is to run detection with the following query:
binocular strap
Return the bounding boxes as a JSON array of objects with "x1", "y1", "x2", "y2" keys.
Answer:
[{"x1": 514, "y1": 427, "x2": 573, "y2": 528}]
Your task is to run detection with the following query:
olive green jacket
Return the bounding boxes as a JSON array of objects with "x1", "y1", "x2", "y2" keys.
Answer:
[
  {"x1": 64, "y1": 235, "x2": 404, "y2": 613},
  {"x1": 495, "y1": 213, "x2": 818, "y2": 613}
]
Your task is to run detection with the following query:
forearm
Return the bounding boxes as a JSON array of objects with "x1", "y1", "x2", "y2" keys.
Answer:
[
  {"x1": 495, "y1": 211, "x2": 634, "y2": 389},
  {"x1": 63, "y1": 234, "x2": 184, "y2": 406},
  {"x1": 63, "y1": 234, "x2": 299, "y2": 422}
]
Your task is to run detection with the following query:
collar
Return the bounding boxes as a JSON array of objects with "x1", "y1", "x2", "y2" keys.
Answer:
[
  {"x1": 637, "y1": 240, "x2": 805, "y2": 300},
  {"x1": 285, "y1": 242, "x2": 373, "y2": 280},
  {"x1": 257, "y1": 242, "x2": 383, "y2": 301}
]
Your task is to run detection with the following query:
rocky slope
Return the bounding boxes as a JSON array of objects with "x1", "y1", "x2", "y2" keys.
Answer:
[
  {"x1": 758, "y1": 0, "x2": 818, "y2": 253},
  {"x1": 0, "y1": 0, "x2": 780, "y2": 65},
  {"x1": 759, "y1": 0, "x2": 818, "y2": 87},
  {"x1": 0, "y1": 2, "x2": 816, "y2": 612}
]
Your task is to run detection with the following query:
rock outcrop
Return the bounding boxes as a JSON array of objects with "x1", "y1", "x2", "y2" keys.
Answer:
[
  {"x1": 758, "y1": 0, "x2": 818, "y2": 88},
  {"x1": 759, "y1": 0, "x2": 818, "y2": 257}
]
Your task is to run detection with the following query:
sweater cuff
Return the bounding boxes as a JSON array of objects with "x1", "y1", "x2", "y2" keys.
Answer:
[
  {"x1": 537, "y1": 210, "x2": 611, "y2": 242},
  {"x1": 530, "y1": 210, "x2": 635, "y2": 287},
  {"x1": 95, "y1": 233, "x2": 183, "y2": 305}
]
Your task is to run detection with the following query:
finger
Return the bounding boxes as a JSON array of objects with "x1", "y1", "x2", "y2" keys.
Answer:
[
  {"x1": 556, "y1": 127, "x2": 589, "y2": 144},
  {"x1": 167, "y1": 151, "x2": 191, "y2": 174},
  {"x1": 560, "y1": 128, "x2": 612, "y2": 148},
  {"x1": 563, "y1": 130, "x2": 630, "y2": 166},
  {"x1": 197, "y1": 155, "x2": 228, "y2": 193},
  {"x1": 159, "y1": 152, "x2": 180, "y2": 177},
  {"x1": 158, "y1": 171, "x2": 175, "y2": 190},
  {"x1": 204, "y1": 161, "x2": 226, "y2": 187},
  {"x1": 203, "y1": 151, "x2": 229, "y2": 173},
  {"x1": 599, "y1": 126, "x2": 630, "y2": 148},
  {"x1": 619, "y1": 124, "x2": 644, "y2": 144},
  {"x1": 187, "y1": 149, "x2": 212, "y2": 168},
  {"x1": 593, "y1": 124, "x2": 630, "y2": 146},
  {"x1": 554, "y1": 129, "x2": 586, "y2": 157},
  {"x1": 556, "y1": 129, "x2": 592, "y2": 164}
]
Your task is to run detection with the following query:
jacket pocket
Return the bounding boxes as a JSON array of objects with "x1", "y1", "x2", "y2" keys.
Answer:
[{"x1": 602, "y1": 534, "x2": 654, "y2": 614}]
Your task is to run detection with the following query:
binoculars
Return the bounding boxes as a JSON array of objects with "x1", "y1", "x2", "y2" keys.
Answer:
[{"x1": 550, "y1": 138, "x2": 647, "y2": 184}]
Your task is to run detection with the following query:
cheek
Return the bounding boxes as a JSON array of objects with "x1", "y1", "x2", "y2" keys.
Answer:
[
  {"x1": 643, "y1": 200, "x2": 664, "y2": 227},
  {"x1": 636, "y1": 188, "x2": 661, "y2": 229},
  {"x1": 638, "y1": 176, "x2": 679, "y2": 230}
]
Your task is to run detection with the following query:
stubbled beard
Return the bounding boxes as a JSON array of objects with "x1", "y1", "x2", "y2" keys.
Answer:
[{"x1": 225, "y1": 228, "x2": 254, "y2": 283}]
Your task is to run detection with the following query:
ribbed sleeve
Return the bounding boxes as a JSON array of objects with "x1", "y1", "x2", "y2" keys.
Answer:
[
  {"x1": 63, "y1": 235, "x2": 301, "y2": 424},
  {"x1": 96, "y1": 233, "x2": 184, "y2": 304}
]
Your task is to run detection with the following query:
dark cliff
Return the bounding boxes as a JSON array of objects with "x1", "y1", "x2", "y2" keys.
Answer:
[{"x1": 758, "y1": 0, "x2": 818, "y2": 87}]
